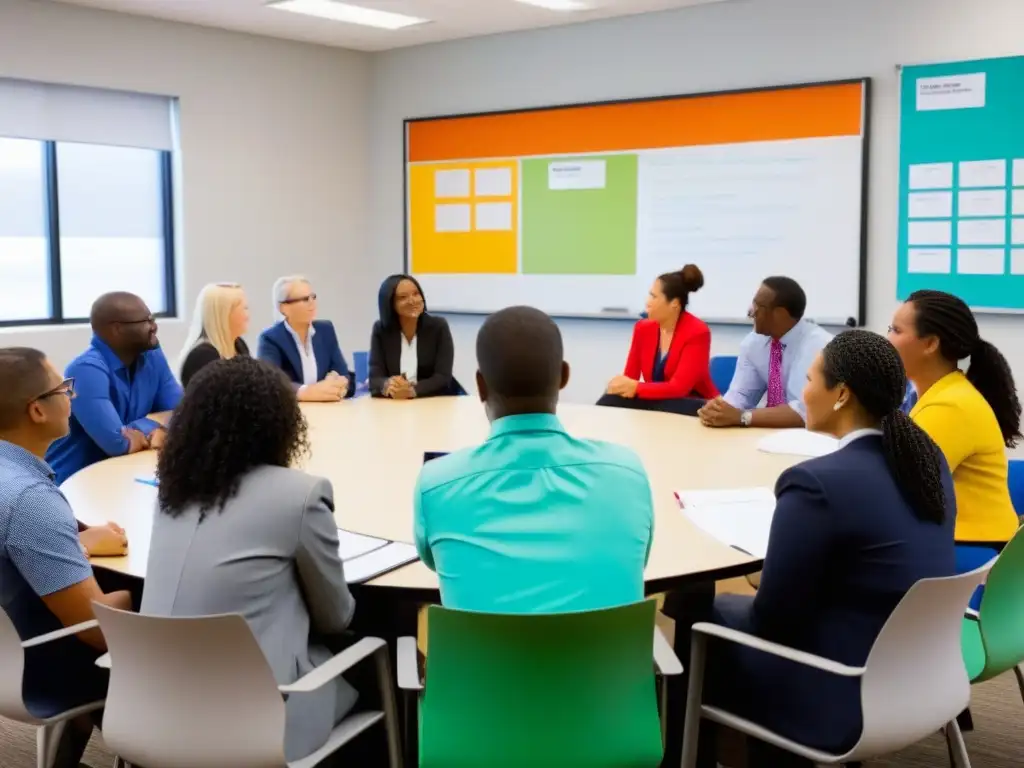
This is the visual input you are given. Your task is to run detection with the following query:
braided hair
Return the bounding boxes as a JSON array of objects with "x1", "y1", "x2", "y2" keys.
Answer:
[
  {"x1": 821, "y1": 330, "x2": 947, "y2": 524},
  {"x1": 907, "y1": 290, "x2": 1022, "y2": 448}
]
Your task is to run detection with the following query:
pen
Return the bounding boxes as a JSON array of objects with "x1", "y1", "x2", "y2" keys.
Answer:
[{"x1": 673, "y1": 491, "x2": 684, "y2": 508}]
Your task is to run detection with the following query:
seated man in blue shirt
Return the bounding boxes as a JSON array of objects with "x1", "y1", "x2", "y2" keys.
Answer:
[
  {"x1": 414, "y1": 305, "x2": 655, "y2": 614},
  {"x1": 46, "y1": 292, "x2": 183, "y2": 484},
  {"x1": 0, "y1": 347, "x2": 133, "y2": 767},
  {"x1": 699, "y1": 276, "x2": 832, "y2": 429}
]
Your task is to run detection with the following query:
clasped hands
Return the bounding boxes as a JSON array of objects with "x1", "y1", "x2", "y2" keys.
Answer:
[
  {"x1": 300, "y1": 372, "x2": 350, "y2": 402},
  {"x1": 606, "y1": 375, "x2": 639, "y2": 398},
  {"x1": 697, "y1": 396, "x2": 742, "y2": 428},
  {"x1": 384, "y1": 375, "x2": 417, "y2": 400},
  {"x1": 81, "y1": 521, "x2": 129, "y2": 557}
]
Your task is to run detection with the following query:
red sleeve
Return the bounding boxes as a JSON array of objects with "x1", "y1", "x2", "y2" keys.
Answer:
[
  {"x1": 635, "y1": 327, "x2": 711, "y2": 400},
  {"x1": 624, "y1": 322, "x2": 643, "y2": 379}
]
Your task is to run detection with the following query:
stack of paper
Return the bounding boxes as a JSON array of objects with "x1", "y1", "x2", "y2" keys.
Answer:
[
  {"x1": 757, "y1": 429, "x2": 839, "y2": 458},
  {"x1": 337, "y1": 529, "x2": 419, "y2": 584},
  {"x1": 676, "y1": 487, "x2": 776, "y2": 559}
]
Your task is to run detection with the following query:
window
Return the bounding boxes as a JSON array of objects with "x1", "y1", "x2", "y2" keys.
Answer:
[{"x1": 0, "y1": 78, "x2": 175, "y2": 326}]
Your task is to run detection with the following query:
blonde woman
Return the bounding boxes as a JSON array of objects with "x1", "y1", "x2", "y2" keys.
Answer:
[{"x1": 178, "y1": 283, "x2": 251, "y2": 388}]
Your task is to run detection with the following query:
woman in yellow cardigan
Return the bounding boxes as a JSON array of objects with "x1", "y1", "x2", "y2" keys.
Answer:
[{"x1": 888, "y1": 289, "x2": 1021, "y2": 600}]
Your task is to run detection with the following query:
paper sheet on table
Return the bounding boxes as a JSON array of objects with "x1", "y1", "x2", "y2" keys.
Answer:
[
  {"x1": 676, "y1": 487, "x2": 775, "y2": 559},
  {"x1": 344, "y1": 542, "x2": 420, "y2": 585},
  {"x1": 757, "y1": 429, "x2": 839, "y2": 457},
  {"x1": 338, "y1": 529, "x2": 389, "y2": 561}
]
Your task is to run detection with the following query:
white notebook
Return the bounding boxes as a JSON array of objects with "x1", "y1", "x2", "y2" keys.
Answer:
[
  {"x1": 757, "y1": 429, "x2": 839, "y2": 458},
  {"x1": 337, "y1": 529, "x2": 419, "y2": 584},
  {"x1": 676, "y1": 487, "x2": 776, "y2": 559}
]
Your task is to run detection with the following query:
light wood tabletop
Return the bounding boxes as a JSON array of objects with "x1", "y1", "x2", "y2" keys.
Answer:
[{"x1": 62, "y1": 397, "x2": 800, "y2": 592}]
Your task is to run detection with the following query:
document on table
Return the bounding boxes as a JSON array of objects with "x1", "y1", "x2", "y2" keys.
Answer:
[
  {"x1": 758, "y1": 429, "x2": 839, "y2": 458},
  {"x1": 676, "y1": 487, "x2": 776, "y2": 559},
  {"x1": 338, "y1": 529, "x2": 420, "y2": 584}
]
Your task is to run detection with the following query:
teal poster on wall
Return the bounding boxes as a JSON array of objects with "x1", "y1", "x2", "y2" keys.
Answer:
[{"x1": 897, "y1": 55, "x2": 1024, "y2": 311}]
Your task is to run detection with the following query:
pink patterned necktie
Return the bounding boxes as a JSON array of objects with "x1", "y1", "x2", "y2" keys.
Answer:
[{"x1": 767, "y1": 339, "x2": 785, "y2": 407}]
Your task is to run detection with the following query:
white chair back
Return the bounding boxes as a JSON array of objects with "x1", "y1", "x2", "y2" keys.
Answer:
[
  {"x1": 93, "y1": 603, "x2": 288, "y2": 768},
  {"x1": 0, "y1": 609, "x2": 33, "y2": 722},
  {"x1": 852, "y1": 561, "x2": 991, "y2": 759}
]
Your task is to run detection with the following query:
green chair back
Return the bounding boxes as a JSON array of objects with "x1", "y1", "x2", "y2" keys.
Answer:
[
  {"x1": 418, "y1": 600, "x2": 663, "y2": 768},
  {"x1": 968, "y1": 524, "x2": 1024, "y2": 682}
]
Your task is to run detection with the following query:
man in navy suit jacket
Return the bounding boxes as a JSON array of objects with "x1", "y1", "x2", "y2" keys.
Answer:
[{"x1": 257, "y1": 276, "x2": 355, "y2": 402}]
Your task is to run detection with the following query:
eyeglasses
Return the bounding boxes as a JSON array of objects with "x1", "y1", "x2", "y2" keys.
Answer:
[
  {"x1": 33, "y1": 378, "x2": 76, "y2": 403},
  {"x1": 282, "y1": 293, "x2": 317, "y2": 305},
  {"x1": 117, "y1": 315, "x2": 156, "y2": 326}
]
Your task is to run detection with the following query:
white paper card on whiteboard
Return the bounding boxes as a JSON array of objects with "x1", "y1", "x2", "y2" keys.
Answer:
[
  {"x1": 909, "y1": 249, "x2": 952, "y2": 274},
  {"x1": 908, "y1": 219, "x2": 952, "y2": 246},
  {"x1": 1011, "y1": 250, "x2": 1024, "y2": 275},
  {"x1": 474, "y1": 167, "x2": 512, "y2": 197},
  {"x1": 434, "y1": 169, "x2": 470, "y2": 198},
  {"x1": 1013, "y1": 219, "x2": 1024, "y2": 246},
  {"x1": 916, "y1": 73, "x2": 986, "y2": 111},
  {"x1": 958, "y1": 218, "x2": 1005, "y2": 246},
  {"x1": 957, "y1": 249, "x2": 1005, "y2": 275},
  {"x1": 757, "y1": 429, "x2": 839, "y2": 458},
  {"x1": 1013, "y1": 190, "x2": 1024, "y2": 216},
  {"x1": 907, "y1": 191, "x2": 953, "y2": 218},
  {"x1": 677, "y1": 487, "x2": 776, "y2": 559},
  {"x1": 959, "y1": 159, "x2": 1006, "y2": 189},
  {"x1": 959, "y1": 189, "x2": 1007, "y2": 218},
  {"x1": 549, "y1": 160, "x2": 606, "y2": 190},
  {"x1": 474, "y1": 202, "x2": 513, "y2": 231},
  {"x1": 1014, "y1": 159, "x2": 1024, "y2": 186},
  {"x1": 909, "y1": 162, "x2": 954, "y2": 190},
  {"x1": 435, "y1": 203, "x2": 471, "y2": 233}
]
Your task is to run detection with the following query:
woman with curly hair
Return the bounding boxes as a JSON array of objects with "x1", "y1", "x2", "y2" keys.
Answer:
[
  {"x1": 691, "y1": 331, "x2": 955, "y2": 767},
  {"x1": 140, "y1": 356, "x2": 358, "y2": 763},
  {"x1": 888, "y1": 289, "x2": 1022, "y2": 589}
]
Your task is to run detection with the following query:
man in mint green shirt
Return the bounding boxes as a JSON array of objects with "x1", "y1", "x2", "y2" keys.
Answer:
[{"x1": 413, "y1": 306, "x2": 654, "y2": 614}]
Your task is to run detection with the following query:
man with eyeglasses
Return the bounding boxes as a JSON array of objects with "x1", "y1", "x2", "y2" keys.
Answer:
[
  {"x1": 46, "y1": 291, "x2": 183, "y2": 484},
  {"x1": 0, "y1": 347, "x2": 133, "y2": 767}
]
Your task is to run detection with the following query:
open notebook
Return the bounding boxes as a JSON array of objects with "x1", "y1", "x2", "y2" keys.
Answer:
[
  {"x1": 338, "y1": 529, "x2": 419, "y2": 584},
  {"x1": 676, "y1": 487, "x2": 776, "y2": 559},
  {"x1": 757, "y1": 429, "x2": 839, "y2": 458}
]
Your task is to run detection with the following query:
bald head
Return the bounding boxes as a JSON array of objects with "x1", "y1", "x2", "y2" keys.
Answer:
[
  {"x1": 90, "y1": 292, "x2": 160, "y2": 360},
  {"x1": 476, "y1": 306, "x2": 568, "y2": 417}
]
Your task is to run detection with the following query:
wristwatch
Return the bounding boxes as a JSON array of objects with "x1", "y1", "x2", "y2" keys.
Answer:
[{"x1": 740, "y1": 410, "x2": 753, "y2": 427}]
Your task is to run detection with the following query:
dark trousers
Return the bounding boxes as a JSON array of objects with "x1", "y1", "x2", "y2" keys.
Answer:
[{"x1": 597, "y1": 394, "x2": 706, "y2": 417}]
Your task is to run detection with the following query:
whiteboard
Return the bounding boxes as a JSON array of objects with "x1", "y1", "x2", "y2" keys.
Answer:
[{"x1": 405, "y1": 80, "x2": 869, "y2": 325}]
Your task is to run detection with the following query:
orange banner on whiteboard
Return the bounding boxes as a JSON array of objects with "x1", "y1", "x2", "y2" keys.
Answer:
[{"x1": 408, "y1": 82, "x2": 864, "y2": 163}]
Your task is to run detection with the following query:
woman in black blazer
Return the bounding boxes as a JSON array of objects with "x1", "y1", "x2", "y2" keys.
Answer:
[{"x1": 369, "y1": 274, "x2": 459, "y2": 398}]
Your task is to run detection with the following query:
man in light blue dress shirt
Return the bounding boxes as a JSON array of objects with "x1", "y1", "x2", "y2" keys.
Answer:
[
  {"x1": 413, "y1": 306, "x2": 655, "y2": 614},
  {"x1": 699, "y1": 276, "x2": 832, "y2": 429}
]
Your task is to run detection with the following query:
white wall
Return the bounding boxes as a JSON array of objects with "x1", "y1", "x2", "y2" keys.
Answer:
[
  {"x1": 370, "y1": 0, "x2": 1024, "y2": 403},
  {"x1": 0, "y1": 0, "x2": 372, "y2": 371}
]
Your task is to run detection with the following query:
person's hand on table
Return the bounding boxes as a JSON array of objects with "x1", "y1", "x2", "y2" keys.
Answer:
[
  {"x1": 298, "y1": 379, "x2": 346, "y2": 402},
  {"x1": 80, "y1": 522, "x2": 129, "y2": 557},
  {"x1": 148, "y1": 426, "x2": 167, "y2": 451},
  {"x1": 122, "y1": 427, "x2": 149, "y2": 454},
  {"x1": 326, "y1": 371, "x2": 350, "y2": 398},
  {"x1": 698, "y1": 397, "x2": 742, "y2": 428},
  {"x1": 385, "y1": 376, "x2": 416, "y2": 399},
  {"x1": 606, "y1": 376, "x2": 639, "y2": 398}
]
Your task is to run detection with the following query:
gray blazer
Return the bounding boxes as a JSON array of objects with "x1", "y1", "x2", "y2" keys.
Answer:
[{"x1": 141, "y1": 466, "x2": 357, "y2": 762}]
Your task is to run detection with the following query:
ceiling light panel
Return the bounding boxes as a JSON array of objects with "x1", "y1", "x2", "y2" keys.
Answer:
[{"x1": 268, "y1": 0, "x2": 429, "y2": 29}]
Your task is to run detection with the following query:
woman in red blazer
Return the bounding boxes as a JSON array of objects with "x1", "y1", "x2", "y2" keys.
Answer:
[{"x1": 598, "y1": 264, "x2": 719, "y2": 416}]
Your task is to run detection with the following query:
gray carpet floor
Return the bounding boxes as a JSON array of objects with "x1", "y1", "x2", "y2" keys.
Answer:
[{"x1": 0, "y1": 673, "x2": 1019, "y2": 767}]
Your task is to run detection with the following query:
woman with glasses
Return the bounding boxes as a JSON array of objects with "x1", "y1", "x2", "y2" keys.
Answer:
[
  {"x1": 177, "y1": 283, "x2": 251, "y2": 388},
  {"x1": 369, "y1": 274, "x2": 460, "y2": 398},
  {"x1": 257, "y1": 275, "x2": 355, "y2": 402}
]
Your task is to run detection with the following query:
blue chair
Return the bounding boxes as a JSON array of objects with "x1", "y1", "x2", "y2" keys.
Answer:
[
  {"x1": 1009, "y1": 459, "x2": 1024, "y2": 517},
  {"x1": 709, "y1": 356, "x2": 737, "y2": 395},
  {"x1": 352, "y1": 351, "x2": 369, "y2": 393}
]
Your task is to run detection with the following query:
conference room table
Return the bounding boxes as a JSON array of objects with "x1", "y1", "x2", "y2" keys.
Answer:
[{"x1": 61, "y1": 396, "x2": 800, "y2": 595}]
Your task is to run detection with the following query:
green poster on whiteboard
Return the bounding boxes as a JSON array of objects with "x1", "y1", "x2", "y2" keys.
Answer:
[{"x1": 897, "y1": 55, "x2": 1024, "y2": 311}]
